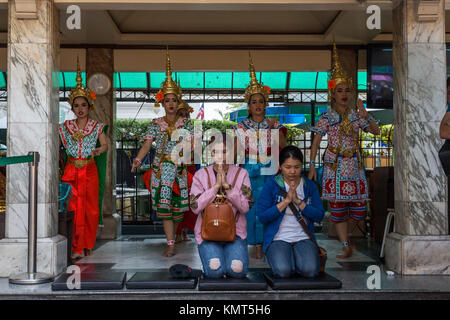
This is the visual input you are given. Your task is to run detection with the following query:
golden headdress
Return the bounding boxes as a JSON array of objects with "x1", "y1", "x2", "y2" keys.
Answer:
[
  {"x1": 154, "y1": 47, "x2": 183, "y2": 107},
  {"x1": 68, "y1": 57, "x2": 96, "y2": 110},
  {"x1": 244, "y1": 52, "x2": 270, "y2": 107},
  {"x1": 176, "y1": 100, "x2": 194, "y2": 118},
  {"x1": 328, "y1": 42, "x2": 352, "y2": 98}
]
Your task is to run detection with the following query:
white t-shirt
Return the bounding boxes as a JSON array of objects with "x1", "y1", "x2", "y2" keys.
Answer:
[{"x1": 273, "y1": 178, "x2": 309, "y2": 243}]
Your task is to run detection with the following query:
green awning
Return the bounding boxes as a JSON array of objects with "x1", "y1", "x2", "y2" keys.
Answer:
[
  {"x1": 205, "y1": 72, "x2": 232, "y2": 89},
  {"x1": 0, "y1": 72, "x2": 6, "y2": 88},
  {"x1": 289, "y1": 72, "x2": 329, "y2": 90},
  {"x1": 261, "y1": 72, "x2": 287, "y2": 89},
  {"x1": 175, "y1": 72, "x2": 204, "y2": 89},
  {"x1": 2, "y1": 71, "x2": 368, "y2": 91},
  {"x1": 358, "y1": 71, "x2": 367, "y2": 90},
  {"x1": 117, "y1": 72, "x2": 147, "y2": 88},
  {"x1": 60, "y1": 72, "x2": 85, "y2": 88}
]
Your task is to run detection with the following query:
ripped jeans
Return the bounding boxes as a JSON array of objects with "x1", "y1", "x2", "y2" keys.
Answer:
[{"x1": 198, "y1": 236, "x2": 249, "y2": 279}]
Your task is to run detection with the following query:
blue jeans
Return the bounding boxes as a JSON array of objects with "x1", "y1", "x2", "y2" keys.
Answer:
[
  {"x1": 266, "y1": 239, "x2": 320, "y2": 279},
  {"x1": 198, "y1": 236, "x2": 249, "y2": 279}
]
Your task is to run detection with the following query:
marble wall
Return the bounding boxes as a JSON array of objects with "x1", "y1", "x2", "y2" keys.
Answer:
[
  {"x1": 0, "y1": 235, "x2": 66, "y2": 276},
  {"x1": 392, "y1": 0, "x2": 447, "y2": 236},
  {"x1": 6, "y1": 0, "x2": 60, "y2": 239},
  {"x1": 0, "y1": 0, "x2": 66, "y2": 277},
  {"x1": 386, "y1": 233, "x2": 450, "y2": 275},
  {"x1": 386, "y1": 0, "x2": 449, "y2": 275}
]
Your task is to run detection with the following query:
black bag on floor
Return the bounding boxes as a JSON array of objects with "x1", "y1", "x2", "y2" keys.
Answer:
[
  {"x1": 169, "y1": 264, "x2": 202, "y2": 279},
  {"x1": 439, "y1": 140, "x2": 450, "y2": 176}
]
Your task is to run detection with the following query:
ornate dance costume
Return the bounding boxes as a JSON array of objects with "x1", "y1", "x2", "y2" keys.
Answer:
[
  {"x1": 312, "y1": 43, "x2": 372, "y2": 223},
  {"x1": 234, "y1": 117, "x2": 286, "y2": 244},
  {"x1": 59, "y1": 61, "x2": 106, "y2": 255},
  {"x1": 144, "y1": 116, "x2": 192, "y2": 221},
  {"x1": 233, "y1": 54, "x2": 287, "y2": 245},
  {"x1": 142, "y1": 48, "x2": 194, "y2": 222},
  {"x1": 312, "y1": 107, "x2": 370, "y2": 221}
]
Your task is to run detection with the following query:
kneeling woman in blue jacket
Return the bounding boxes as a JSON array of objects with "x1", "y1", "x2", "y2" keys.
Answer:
[{"x1": 257, "y1": 146, "x2": 324, "y2": 278}]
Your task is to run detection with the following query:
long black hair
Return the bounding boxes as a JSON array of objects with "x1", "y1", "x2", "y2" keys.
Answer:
[{"x1": 279, "y1": 145, "x2": 303, "y2": 166}]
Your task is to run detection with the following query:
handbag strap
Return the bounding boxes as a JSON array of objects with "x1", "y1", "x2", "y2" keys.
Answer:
[
  {"x1": 276, "y1": 184, "x2": 321, "y2": 250},
  {"x1": 231, "y1": 167, "x2": 242, "y2": 188},
  {"x1": 231, "y1": 167, "x2": 242, "y2": 222},
  {"x1": 205, "y1": 167, "x2": 212, "y2": 189}
]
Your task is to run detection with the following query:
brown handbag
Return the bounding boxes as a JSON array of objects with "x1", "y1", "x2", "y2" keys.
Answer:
[
  {"x1": 277, "y1": 185, "x2": 327, "y2": 273},
  {"x1": 201, "y1": 167, "x2": 242, "y2": 242}
]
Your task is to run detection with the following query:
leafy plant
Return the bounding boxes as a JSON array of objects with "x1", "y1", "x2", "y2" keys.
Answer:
[
  {"x1": 114, "y1": 119, "x2": 152, "y2": 140},
  {"x1": 359, "y1": 125, "x2": 394, "y2": 158},
  {"x1": 285, "y1": 125, "x2": 305, "y2": 142},
  {"x1": 115, "y1": 118, "x2": 305, "y2": 144},
  {"x1": 192, "y1": 119, "x2": 237, "y2": 132}
]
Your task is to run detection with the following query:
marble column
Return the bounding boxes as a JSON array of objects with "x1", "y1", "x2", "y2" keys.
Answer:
[
  {"x1": 385, "y1": 0, "x2": 450, "y2": 275},
  {"x1": 86, "y1": 48, "x2": 120, "y2": 240},
  {"x1": 333, "y1": 46, "x2": 358, "y2": 108},
  {"x1": 0, "y1": 0, "x2": 66, "y2": 277}
]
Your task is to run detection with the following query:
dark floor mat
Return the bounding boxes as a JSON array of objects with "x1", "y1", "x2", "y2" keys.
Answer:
[
  {"x1": 198, "y1": 271, "x2": 267, "y2": 291},
  {"x1": 126, "y1": 271, "x2": 197, "y2": 289},
  {"x1": 51, "y1": 272, "x2": 126, "y2": 291},
  {"x1": 264, "y1": 271, "x2": 342, "y2": 290}
]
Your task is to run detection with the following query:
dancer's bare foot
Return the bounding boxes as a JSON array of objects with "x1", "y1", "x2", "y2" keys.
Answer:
[
  {"x1": 336, "y1": 246, "x2": 353, "y2": 259},
  {"x1": 182, "y1": 231, "x2": 192, "y2": 242},
  {"x1": 162, "y1": 240, "x2": 176, "y2": 257},
  {"x1": 175, "y1": 234, "x2": 183, "y2": 243},
  {"x1": 348, "y1": 238, "x2": 356, "y2": 253},
  {"x1": 162, "y1": 246, "x2": 176, "y2": 257},
  {"x1": 251, "y1": 245, "x2": 263, "y2": 259},
  {"x1": 71, "y1": 252, "x2": 84, "y2": 261}
]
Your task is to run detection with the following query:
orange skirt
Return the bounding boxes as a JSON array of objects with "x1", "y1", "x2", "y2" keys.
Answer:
[{"x1": 61, "y1": 160, "x2": 99, "y2": 254}]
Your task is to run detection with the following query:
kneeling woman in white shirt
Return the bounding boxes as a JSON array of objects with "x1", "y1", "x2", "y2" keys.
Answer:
[{"x1": 257, "y1": 146, "x2": 325, "y2": 278}]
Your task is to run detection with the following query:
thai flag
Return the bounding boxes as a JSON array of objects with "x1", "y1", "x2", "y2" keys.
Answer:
[{"x1": 196, "y1": 103, "x2": 205, "y2": 120}]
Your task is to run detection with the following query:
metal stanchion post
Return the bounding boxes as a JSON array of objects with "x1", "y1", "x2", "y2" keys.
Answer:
[{"x1": 9, "y1": 152, "x2": 54, "y2": 285}]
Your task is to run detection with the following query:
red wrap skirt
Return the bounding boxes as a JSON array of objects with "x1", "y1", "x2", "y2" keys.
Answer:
[{"x1": 61, "y1": 158, "x2": 99, "y2": 254}]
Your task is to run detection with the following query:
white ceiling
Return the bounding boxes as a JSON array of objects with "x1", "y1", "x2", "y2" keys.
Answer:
[
  {"x1": 0, "y1": 5, "x2": 397, "y2": 46},
  {"x1": 108, "y1": 10, "x2": 338, "y2": 34},
  {"x1": 1, "y1": 2, "x2": 450, "y2": 47}
]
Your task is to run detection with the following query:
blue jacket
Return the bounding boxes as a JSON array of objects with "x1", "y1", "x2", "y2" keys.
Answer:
[{"x1": 257, "y1": 174, "x2": 325, "y2": 254}]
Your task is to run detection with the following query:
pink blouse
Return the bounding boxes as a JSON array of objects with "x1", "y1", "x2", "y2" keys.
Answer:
[{"x1": 189, "y1": 165, "x2": 253, "y2": 245}]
